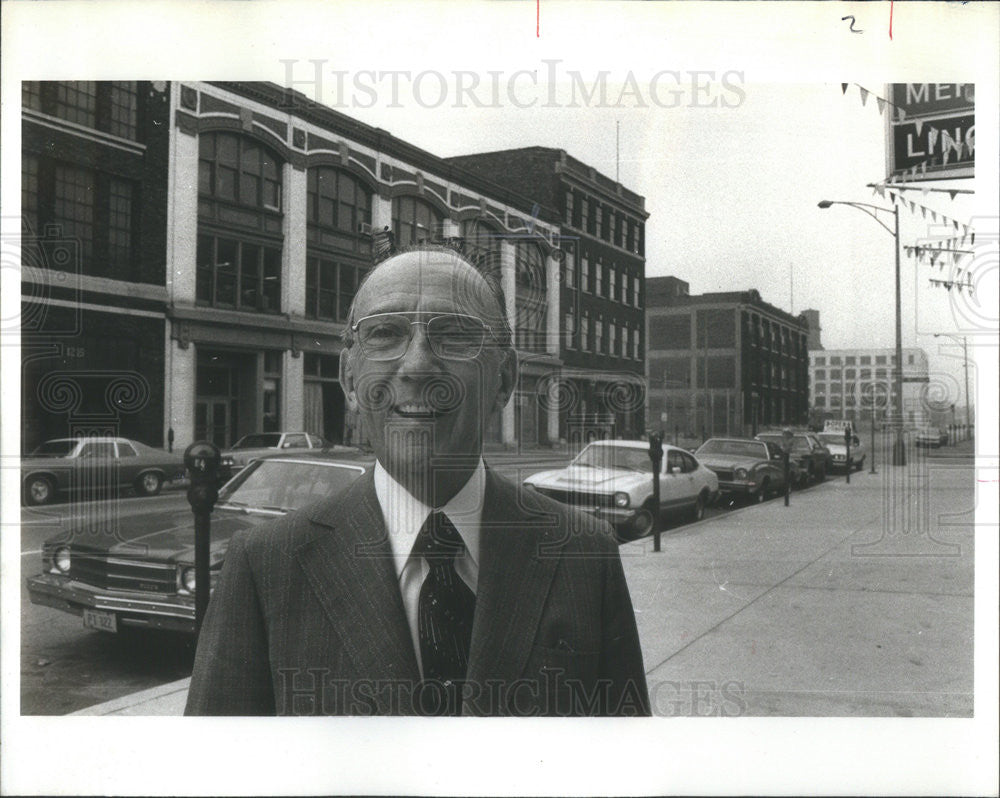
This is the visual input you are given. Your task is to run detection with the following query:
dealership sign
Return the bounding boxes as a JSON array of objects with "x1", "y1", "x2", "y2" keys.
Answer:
[{"x1": 887, "y1": 83, "x2": 974, "y2": 180}]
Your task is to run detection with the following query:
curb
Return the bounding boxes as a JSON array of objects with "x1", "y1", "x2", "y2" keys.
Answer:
[{"x1": 70, "y1": 677, "x2": 191, "y2": 716}]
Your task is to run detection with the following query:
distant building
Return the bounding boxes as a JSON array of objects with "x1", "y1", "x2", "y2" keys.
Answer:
[
  {"x1": 808, "y1": 347, "x2": 930, "y2": 426},
  {"x1": 447, "y1": 147, "x2": 648, "y2": 442},
  {"x1": 801, "y1": 309, "x2": 823, "y2": 350},
  {"x1": 645, "y1": 278, "x2": 810, "y2": 438}
]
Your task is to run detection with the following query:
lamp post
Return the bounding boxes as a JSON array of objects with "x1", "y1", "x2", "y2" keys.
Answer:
[
  {"x1": 934, "y1": 333, "x2": 971, "y2": 436},
  {"x1": 818, "y1": 199, "x2": 906, "y2": 465}
]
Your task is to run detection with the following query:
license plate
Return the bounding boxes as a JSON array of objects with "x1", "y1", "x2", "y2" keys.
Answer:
[{"x1": 83, "y1": 608, "x2": 117, "y2": 633}]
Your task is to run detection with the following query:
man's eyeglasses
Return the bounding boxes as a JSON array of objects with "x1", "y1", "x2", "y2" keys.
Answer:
[{"x1": 351, "y1": 312, "x2": 500, "y2": 361}]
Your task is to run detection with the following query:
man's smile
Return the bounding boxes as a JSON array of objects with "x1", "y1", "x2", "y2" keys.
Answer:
[{"x1": 391, "y1": 403, "x2": 450, "y2": 419}]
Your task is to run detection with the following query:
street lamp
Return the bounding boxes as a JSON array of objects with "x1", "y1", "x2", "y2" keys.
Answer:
[
  {"x1": 818, "y1": 199, "x2": 906, "y2": 465},
  {"x1": 933, "y1": 333, "x2": 971, "y2": 434}
]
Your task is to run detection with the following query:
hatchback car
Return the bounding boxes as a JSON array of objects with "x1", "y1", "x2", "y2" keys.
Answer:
[
  {"x1": 26, "y1": 449, "x2": 371, "y2": 635},
  {"x1": 755, "y1": 432, "x2": 829, "y2": 485},
  {"x1": 21, "y1": 437, "x2": 185, "y2": 506},
  {"x1": 522, "y1": 440, "x2": 719, "y2": 540},
  {"x1": 694, "y1": 437, "x2": 790, "y2": 503}
]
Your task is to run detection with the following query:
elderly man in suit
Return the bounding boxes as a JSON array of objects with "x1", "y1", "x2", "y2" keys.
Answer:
[{"x1": 186, "y1": 246, "x2": 649, "y2": 716}]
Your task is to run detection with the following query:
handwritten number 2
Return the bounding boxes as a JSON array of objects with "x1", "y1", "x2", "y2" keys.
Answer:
[{"x1": 841, "y1": 15, "x2": 863, "y2": 33}]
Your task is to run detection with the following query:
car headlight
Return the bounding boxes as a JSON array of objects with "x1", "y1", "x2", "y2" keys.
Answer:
[
  {"x1": 614, "y1": 492, "x2": 630, "y2": 508},
  {"x1": 53, "y1": 547, "x2": 71, "y2": 574},
  {"x1": 735, "y1": 468, "x2": 748, "y2": 480},
  {"x1": 179, "y1": 566, "x2": 197, "y2": 593}
]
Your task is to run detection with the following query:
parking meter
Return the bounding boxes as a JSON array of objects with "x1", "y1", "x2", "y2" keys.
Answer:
[
  {"x1": 844, "y1": 427, "x2": 852, "y2": 485},
  {"x1": 185, "y1": 441, "x2": 221, "y2": 633},
  {"x1": 648, "y1": 432, "x2": 664, "y2": 552},
  {"x1": 781, "y1": 428, "x2": 793, "y2": 507}
]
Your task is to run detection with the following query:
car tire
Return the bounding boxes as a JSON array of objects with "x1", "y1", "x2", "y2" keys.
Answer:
[
  {"x1": 753, "y1": 481, "x2": 767, "y2": 503},
  {"x1": 24, "y1": 475, "x2": 56, "y2": 506},
  {"x1": 135, "y1": 471, "x2": 163, "y2": 497},
  {"x1": 629, "y1": 501, "x2": 657, "y2": 540},
  {"x1": 855, "y1": 457, "x2": 865, "y2": 472}
]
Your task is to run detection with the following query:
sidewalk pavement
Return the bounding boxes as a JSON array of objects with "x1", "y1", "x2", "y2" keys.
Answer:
[{"x1": 73, "y1": 442, "x2": 975, "y2": 716}]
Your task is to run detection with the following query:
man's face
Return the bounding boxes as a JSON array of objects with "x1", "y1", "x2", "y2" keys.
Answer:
[{"x1": 341, "y1": 251, "x2": 516, "y2": 501}]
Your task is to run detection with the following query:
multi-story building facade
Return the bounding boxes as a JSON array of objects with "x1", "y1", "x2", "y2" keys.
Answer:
[
  {"x1": 21, "y1": 82, "x2": 648, "y2": 453},
  {"x1": 446, "y1": 147, "x2": 648, "y2": 442},
  {"x1": 645, "y1": 277, "x2": 810, "y2": 438},
  {"x1": 808, "y1": 347, "x2": 930, "y2": 427}
]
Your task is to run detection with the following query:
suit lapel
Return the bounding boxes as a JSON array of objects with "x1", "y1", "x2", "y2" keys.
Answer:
[
  {"x1": 466, "y1": 468, "x2": 563, "y2": 695},
  {"x1": 295, "y1": 471, "x2": 421, "y2": 703}
]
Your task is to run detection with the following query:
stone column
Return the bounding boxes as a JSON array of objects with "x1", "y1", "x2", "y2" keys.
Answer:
[
  {"x1": 501, "y1": 240, "x2": 517, "y2": 446},
  {"x1": 283, "y1": 350, "x2": 304, "y2": 430},
  {"x1": 284, "y1": 164, "x2": 307, "y2": 315}
]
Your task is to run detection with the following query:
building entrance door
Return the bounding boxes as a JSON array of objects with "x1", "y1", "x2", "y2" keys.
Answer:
[{"x1": 195, "y1": 399, "x2": 231, "y2": 449}]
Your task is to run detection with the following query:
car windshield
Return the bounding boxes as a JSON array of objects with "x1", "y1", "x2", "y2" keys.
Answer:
[
  {"x1": 30, "y1": 440, "x2": 79, "y2": 457},
  {"x1": 757, "y1": 434, "x2": 810, "y2": 452},
  {"x1": 572, "y1": 444, "x2": 651, "y2": 472},
  {"x1": 696, "y1": 440, "x2": 768, "y2": 459},
  {"x1": 817, "y1": 434, "x2": 848, "y2": 445},
  {"x1": 219, "y1": 459, "x2": 365, "y2": 512},
  {"x1": 232, "y1": 433, "x2": 283, "y2": 450}
]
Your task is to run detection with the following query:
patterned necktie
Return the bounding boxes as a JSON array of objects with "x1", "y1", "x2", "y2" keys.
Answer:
[{"x1": 414, "y1": 511, "x2": 476, "y2": 715}]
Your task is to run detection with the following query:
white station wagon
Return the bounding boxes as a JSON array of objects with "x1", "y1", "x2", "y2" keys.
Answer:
[{"x1": 523, "y1": 439, "x2": 720, "y2": 540}]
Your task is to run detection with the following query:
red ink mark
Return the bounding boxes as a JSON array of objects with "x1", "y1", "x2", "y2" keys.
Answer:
[
  {"x1": 889, "y1": 1, "x2": 894, "y2": 39},
  {"x1": 536, "y1": 0, "x2": 540, "y2": 37},
  {"x1": 751, "y1": 640, "x2": 756, "y2": 655}
]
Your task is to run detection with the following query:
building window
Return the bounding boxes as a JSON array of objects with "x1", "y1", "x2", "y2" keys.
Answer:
[
  {"x1": 815, "y1": 383, "x2": 826, "y2": 394},
  {"x1": 609, "y1": 267, "x2": 617, "y2": 303},
  {"x1": 392, "y1": 196, "x2": 443, "y2": 246},
  {"x1": 581, "y1": 311, "x2": 590, "y2": 351},
  {"x1": 815, "y1": 369, "x2": 826, "y2": 380},
  {"x1": 305, "y1": 257, "x2": 368, "y2": 322},
  {"x1": 860, "y1": 369, "x2": 871, "y2": 379},
  {"x1": 815, "y1": 397, "x2": 826, "y2": 408},
  {"x1": 595, "y1": 259, "x2": 604, "y2": 298},
  {"x1": 307, "y1": 167, "x2": 372, "y2": 246},
  {"x1": 830, "y1": 369, "x2": 841, "y2": 380},
  {"x1": 561, "y1": 248, "x2": 576, "y2": 289},
  {"x1": 594, "y1": 202, "x2": 602, "y2": 239},
  {"x1": 845, "y1": 356, "x2": 856, "y2": 365},
  {"x1": 830, "y1": 356, "x2": 841, "y2": 365},
  {"x1": 565, "y1": 312, "x2": 575, "y2": 349},
  {"x1": 907, "y1": 354, "x2": 914, "y2": 365},
  {"x1": 580, "y1": 197, "x2": 589, "y2": 234},
  {"x1": 197, "y1": 234, "x2": 281, "y2": 312},
  {"x1": 23, "y1": 81, "x2": 140, "y2": 140},
  {"x1": 24, "y1": 156, "x2": 137, "y2": 279},
  {"x1": 860, "y1": 356, "x2": 871, "y2": 365},
  {"x1": 580, "y1": 253, "x2": 590, "y2": 293},
  {"x1": 633, "y1": 327, "x2": 641, "y2": 360},
  {"x1": 199, "y1": 132, "x2": 282, "y2": 212},
  {"x1": 876, "y1": 369, "x2": 887, "y2": 379},
  {"x1": 595, "y1": 316, "x2": 604, "y2": 353},
  {"x1": 876, "y1": 355, "x2": 887, "y2": 365},
  {"x1": 609, "y1": 322, "x2": 617, "y2": 356},
  {"x1": 564, "y1": 189, "x2": 574, "y2": 226},
  {"x1": 814, "y1": 356, "x2": 826, "y2": 366},
  {"x1": 637, "y1": 222, "x2": 645, "y2": 256}
]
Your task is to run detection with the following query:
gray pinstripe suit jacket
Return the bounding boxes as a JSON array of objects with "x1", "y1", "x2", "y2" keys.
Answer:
[{"x1": 185, "y1": 466, "x2": 650, "y2": 716}]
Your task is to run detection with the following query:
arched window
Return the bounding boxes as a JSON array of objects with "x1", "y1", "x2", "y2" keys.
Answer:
[
  {"x1": 305, "y1": 167, "x2": 372, "y2": 323},
  {"x1": 392, "y1": 196, "x2": 443, "y2": 246},
  {"x1": 197, "y1": 132, "x2": 284, "y2": 313}
]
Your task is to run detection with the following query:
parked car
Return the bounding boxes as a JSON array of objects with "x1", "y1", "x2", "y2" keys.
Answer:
[
  {"x1": 25, "y1": 449, "x2": 372, "y2": 635},
  {"x1": 915, "y1": 427, "x2": 949, "y2": 448},
  {"x1": 755, "y1": 432, "x2": 829, "y2": 485},
  {"x1": 522, "y1": 439, "x2": 719, "y2": 541},
  {"x1": 816, "y1": 431, "x2": 867, "y2": 471},
  {"x1": 220, "y1": 431, "x2": 333, "y2": 478},
  {"x1": 21, "y1": 437, "x2": 185, "y2": 506},
  {"x1": 693, "y1": 437, "x2": 791, "y2": 503}
]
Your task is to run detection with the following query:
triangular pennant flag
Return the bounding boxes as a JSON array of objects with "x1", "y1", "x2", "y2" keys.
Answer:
[
  {"x1": 929, "y1": 127, "x2": 939, "y2": 150},
  {"x1": 913, "y1": 119, "x2": 923, "y2": 136},
  {"x1": 921, "y1": 205, "x2": 927, "y2": 219},
  {"x1": 841, "y1": 83, "x2": 849, "y2": 95},
  {"x1": 964, "y1": 224, "x2": 970, "y2": 237},
  {"x1": 897, "y1": 107, "x2": 907, "y2": 122},
  {"x1": 957, "y1": 268, "x2": 962, "y2": 277},
  {"x1": 953, "y1": 219, "x2": 960, "y2": 231},
  {"x1": 907, "y1": 200, "x2": 915, "y2": 213},
  {"x1": 971, "y1": 232, "x2": 975, "y2": 245},
  {"x1": 920, "y1": 162, "x2": 927, "y2": 176},
  {"x1": 931, "y1": 210, "x2": 938, "y2": 222},
  {"x1": 874, "y1": 184, "x2": 885, "y2": 199},
  {"x1": 949, "y1": 191, "x2": 958, "y2": 200},
  {"x1": 877, "y1": 97, "x2": 886, "y2": 115},
  {"x1": 859, "y1": 87, "x2": 869, "y2": 106}
]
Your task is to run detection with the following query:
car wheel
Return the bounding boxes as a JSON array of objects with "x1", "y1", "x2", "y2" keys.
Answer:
[
  {"x1": 855, "y1": 457, "x2": 865, "y2": 472},
  {"x1": 135, "y1": 471, "x2": 163, "y2": 497},
  {"x1": 630, "y1": 501, "x2": 657, "y2": 540},
  {"x1": 25, "y1": 475, "x2": 56, "y2": 506}
]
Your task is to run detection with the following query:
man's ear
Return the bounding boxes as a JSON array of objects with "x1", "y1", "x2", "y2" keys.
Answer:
[
  {"x1": 494, "y1": 347, "x2": 518, "y2": 413},
  {"x1": 339, "y1": 348, "x2": 359, "y2": 412}
]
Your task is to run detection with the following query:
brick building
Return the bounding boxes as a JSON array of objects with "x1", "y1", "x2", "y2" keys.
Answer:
[
  {"x1": 446, "y1": 147, "x2": 648, "y2": 442},
  {"x1": 22, "y1": 82, "x2": 646, "y2": 453},
  {"x1": 645, "y1": 277, "x2": 810, "y2": 438}
]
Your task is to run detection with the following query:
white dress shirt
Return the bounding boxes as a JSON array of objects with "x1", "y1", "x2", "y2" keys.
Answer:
[{"x1": 373, "y1": 460, "x2": 483, "y2": 676}]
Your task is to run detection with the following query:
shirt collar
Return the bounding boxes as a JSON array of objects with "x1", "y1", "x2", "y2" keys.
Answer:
[{"x1": 373, "y1": 459, "x2": 484, "y2": 580}]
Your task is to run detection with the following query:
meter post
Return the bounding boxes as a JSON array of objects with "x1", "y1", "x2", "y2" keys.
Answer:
[
  {"x1": 184, "y1": 441, "x2": 221, "y2": 634},
  {"x1": 781, "y1": 427, "x2": 793, "y2": 507},
  {"x1": 844, "y1": 426, "x2": 852, "y2": 484},
  {"x1": 648, "y1": 432, "x2": 664, "y2": 552}
]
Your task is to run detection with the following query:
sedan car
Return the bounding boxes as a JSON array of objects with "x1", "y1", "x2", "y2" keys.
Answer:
[
  {"x1": 26, "y1": 449, "x2": 372, "y2": 635},
  {"x1": 816, "y1": 431, "x2": 867, "y2": 472},
  {"x1": 21, "y1": 437, "x2": 185, "y2": 506},
  {"x1": 522, "y1": 439, "x2": 719, "y2": 541},
  {"x1": 755, "y1": 432, "x2": 830, "y2": 485},
  {"x1": 220, "y1": 431, "x2": 332, "y2": 478},
  {"x1": 694, "y1": 437, "x2": 790, "y2": 503},
  {"x1": 915, "y1": 427, "x2": 949, "y2": 448}
]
